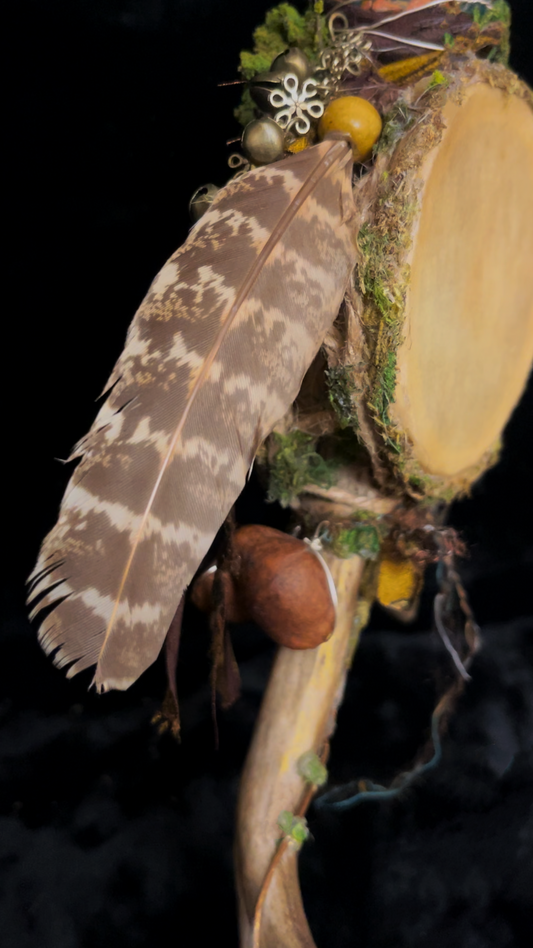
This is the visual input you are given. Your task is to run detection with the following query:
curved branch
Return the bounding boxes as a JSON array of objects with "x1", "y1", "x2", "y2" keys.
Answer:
[{"x1": 235, "y1": 554, "x2": 365, "y2": 948}]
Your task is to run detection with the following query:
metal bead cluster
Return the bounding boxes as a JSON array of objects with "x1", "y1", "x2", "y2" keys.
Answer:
[
  {"x1": 238, "y1": 37, "x2": 382, "y2": 168},
  {"x1": 189, "y1": 26, "x2": 384, "y2": 220},
  {"x1": 314, "y1": 12, "x2": 372, "y2": 99},
  {"x1": 243, "y1": 47, "x2": 325, "y2": 166}
]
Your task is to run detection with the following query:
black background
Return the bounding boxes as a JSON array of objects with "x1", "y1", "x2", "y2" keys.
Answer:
[{"x1": 2, "y1": 2, "x2": 533, "y2": 946}]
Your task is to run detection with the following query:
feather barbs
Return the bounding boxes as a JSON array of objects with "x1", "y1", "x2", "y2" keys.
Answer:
[{"x1": 28, "y1": 139, "x2": 357, "y2": 693}]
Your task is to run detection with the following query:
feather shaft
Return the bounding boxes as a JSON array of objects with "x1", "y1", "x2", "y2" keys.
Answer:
[{"x1": 29, "y1": 140, "x2": 357, "y2": 692}]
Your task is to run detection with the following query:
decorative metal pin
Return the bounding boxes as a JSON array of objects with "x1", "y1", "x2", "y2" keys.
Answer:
[{"x1": 269, "y1": 73, "x2": 324, "y2": 136}]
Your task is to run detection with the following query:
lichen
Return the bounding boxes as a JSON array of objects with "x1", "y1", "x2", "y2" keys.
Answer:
[{"x1": 267, "y1": 430, "x2": 335, "y2": 507}]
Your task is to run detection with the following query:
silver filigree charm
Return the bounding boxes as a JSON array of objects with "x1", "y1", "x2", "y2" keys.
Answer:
[
  {"x1": 269, "y1": 73, "x2": 325, "y2": 136},
  {"x1": 315, "y1": 14, "x2": 373, "y2": 98}
]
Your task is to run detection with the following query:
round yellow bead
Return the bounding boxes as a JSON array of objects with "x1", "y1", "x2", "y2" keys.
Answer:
[
  {"x1": 377, "y1": 556, "x2": 418, "y2": 609},
  {"x1": 318, "y1": 96, "x2": 382, "y2": 162}
]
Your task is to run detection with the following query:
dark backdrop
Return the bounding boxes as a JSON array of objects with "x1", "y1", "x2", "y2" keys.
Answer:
[{"x1": 2, "y1": 2, "x2": 532, "y2": 947}]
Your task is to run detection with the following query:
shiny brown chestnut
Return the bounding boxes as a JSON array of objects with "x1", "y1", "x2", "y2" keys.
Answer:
[{"x1": 191, "y1": 525, "x2": 336, "y2": 650}]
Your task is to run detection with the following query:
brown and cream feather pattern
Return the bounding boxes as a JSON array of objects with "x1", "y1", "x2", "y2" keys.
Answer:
[{"x1": 28, "y1": 140, "x2": 356, "y2": 693}]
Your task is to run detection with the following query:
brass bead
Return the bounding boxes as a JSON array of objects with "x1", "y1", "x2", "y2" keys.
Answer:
[
  {"x1": 318, "y1": 96, "x2": 382, "y2": 162},
  {"x1": 242, "y1": 117, "x2": 285, "y2": 165},
  {"x1": 189, "y1": 183, "x2": 220, "y2": 223},
  {"x1": 249, "y1": 71, "x2": 282, "y2": 114},
  {"x1": 270, "y1": 47, "x2": 312, "y2": 84}
]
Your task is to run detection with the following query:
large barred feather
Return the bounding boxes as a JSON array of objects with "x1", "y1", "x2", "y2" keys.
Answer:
[{"x1": 28, "y1": 140, "x2": 357, "y2": 693}]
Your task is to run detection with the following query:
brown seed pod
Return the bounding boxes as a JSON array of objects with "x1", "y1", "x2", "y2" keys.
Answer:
[
  {"x1": 191, "y1": 525, "x2": 336, "y2": 650},
  {"x1": 233, "y1": 525, "x2": 337, "y2": 649},
  {"x1": 190, "y1": 566, "x2": 249, "y2": 624}
]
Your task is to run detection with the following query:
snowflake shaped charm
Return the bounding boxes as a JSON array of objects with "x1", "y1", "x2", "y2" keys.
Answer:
[{"x1": 269, "y1": 74, "x2": 325, "y2": 136}]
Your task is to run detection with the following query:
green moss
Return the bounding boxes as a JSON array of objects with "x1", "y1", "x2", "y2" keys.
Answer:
[
  {"x1": 235, "y1": 2, "x2": 328, "y2": 125},
  {"x1": 297, "y1": 751, "x2": 328, "y2": 787},
  {"x1": 330, "y1": 429, "x2": 369, "y2": 464},
  {"x1": 405, "y1": 469, "x2": 438, "y2": 497},
  {"x1": 399, "y1": 459, "x2": 467, "y2": 503},
  {"x1": 233, "y1": 87, "x2": 256, "y2": 128},
  {"x1": 374, "y1": 100, "x2": 415, "y2": 155},
  {"x1": 320, "y1": 514, "x2": 386, "y2": 561},
  {"x1": 471, "y1": 0, "x2": 511, "y2": 64},
  {"x1": 333, "y1": 524, "x2": 381, "y2": 560},
  {"x1": 357, "y1": 225, "x2": 392, "y2": 317},
  {"x1": 402, "y1": 454, "x2": 493, "y2": 505},
  {"x1": 277, "y1": 811, "x2": 309, "y2": 847},
  {"x1": 471, "y1": 0, "x2": 511, "y2": 29},
  {"x1": 356, "y1": 140, "x2": 424, "y2": 465},
  {"x1": 371, "y1": 350, "x2": 398, "y2": 434},
  {"x1": 268, "y1": 430, "x2": 335, "y2": 506},
  {"x1": 405, "y1": 471, "x2": 436, "y2": 499},
  {"x1": 326, "y1": 365, "x2": 360, "y2": 430},
  {"x1": 357, "y1": 220, "x2": 410, "y2": 445},
  {"x1": 358, "y1": 222, "x2": 410, "y2": 326},
  {"x1": 428, "y1": 69, "x2": 448, "y2": 88}
]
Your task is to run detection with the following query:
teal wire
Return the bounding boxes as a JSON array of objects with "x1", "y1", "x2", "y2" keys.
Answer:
[{"x1": 316, "y1": 711, "x2": 442, "y2": 810}]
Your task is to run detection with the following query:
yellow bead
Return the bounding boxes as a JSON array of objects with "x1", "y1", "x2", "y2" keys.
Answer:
[
  {"x1": 287, "y1": 135, "x2": 311, "y2": 154},
  {"x1": 377, "y1": 556, "x2": 418, "y2": 608},
  {"x1": 318, "y1": 96, "x2": 382, "y2": 162}
]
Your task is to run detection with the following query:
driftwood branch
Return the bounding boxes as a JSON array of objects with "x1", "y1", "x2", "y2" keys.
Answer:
[{"x1": 235, "y1": 554, "x2": 365, "y2": 948}]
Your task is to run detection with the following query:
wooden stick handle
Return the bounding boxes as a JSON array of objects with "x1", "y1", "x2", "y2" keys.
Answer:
[{"x1": 235, "y1": 554, "x2": 365, "y2": 948}]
